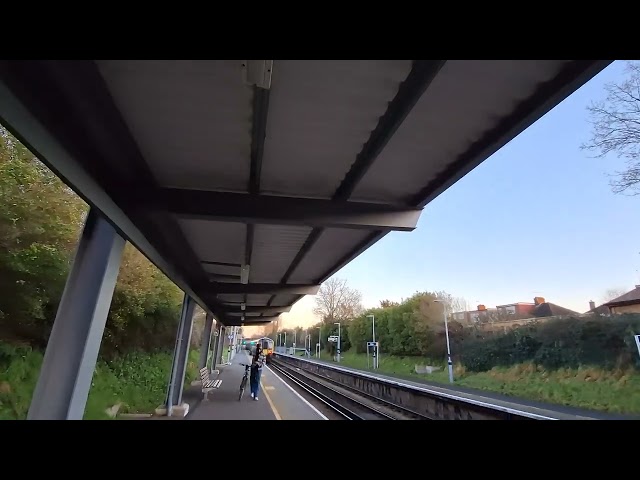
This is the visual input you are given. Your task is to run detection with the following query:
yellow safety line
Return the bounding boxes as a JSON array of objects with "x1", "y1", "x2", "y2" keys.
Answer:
[{"x1": 261, "y1": 377, "x2": 282, "y2": 420}]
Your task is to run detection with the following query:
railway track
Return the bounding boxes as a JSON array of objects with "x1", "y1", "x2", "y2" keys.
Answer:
[
  {"x1": 269, "y1": 358, "x2": 430, "y2": 420},
  {"x1": 271, "y1": 356, "x2": 543, "y2": 420},
  {"x1": 273, "y1": 353, "x2": 630, "y2": 420}
]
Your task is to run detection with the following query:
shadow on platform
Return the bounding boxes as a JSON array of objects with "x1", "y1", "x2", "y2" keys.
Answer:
[{"x1": 187, "y1": 353, "x2": 277, "y2": 420}]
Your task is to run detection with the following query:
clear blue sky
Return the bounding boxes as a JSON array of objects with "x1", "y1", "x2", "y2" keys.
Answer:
[{"x1": 332, "y1": 60, "x2": 638, "y2": 315}]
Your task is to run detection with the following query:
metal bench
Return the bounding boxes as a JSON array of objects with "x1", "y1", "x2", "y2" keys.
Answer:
[{"x1": 199, "y1": 367, "x2": 222, "y2": 393}]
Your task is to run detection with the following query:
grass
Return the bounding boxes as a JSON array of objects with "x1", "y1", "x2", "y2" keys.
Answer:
[
  {"x1": 0, "y1": 341, "x2": 201, "y2": 420},
  {"x1": 316, "y1": 350, "x2": 640, "y2": 415},
  {"x1": 455, "y1": 364, "x2": 640, "y2": 414}
]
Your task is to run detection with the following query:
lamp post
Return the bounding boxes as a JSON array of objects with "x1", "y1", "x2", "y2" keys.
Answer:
[
  {"x1": 317, "y1": 326, "x2": 321, "y2": 358},
  {"x1": 284, "y1": 331, "x2": 287, "y2": 354},
  {"x1": 366, "y1": 314, "x2": 377, "y2": 368},
  {"x1": 334, "y1": 322, "x2": 341, "y2": 362},
  {"x1": 434, "y1": 299, "x2": 454, "y2": 383}
]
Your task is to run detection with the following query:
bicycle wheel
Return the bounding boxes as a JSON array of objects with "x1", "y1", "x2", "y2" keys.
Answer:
[{"x1": 238, "y1": 376, "x2": 247, "y2": 401}]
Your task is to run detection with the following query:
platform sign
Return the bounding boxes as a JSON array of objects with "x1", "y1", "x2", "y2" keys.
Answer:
[{"x1": 366, "y1": 341, "x2": 379, "y2": 369}]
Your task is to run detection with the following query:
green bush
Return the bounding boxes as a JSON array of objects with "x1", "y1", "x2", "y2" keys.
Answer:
[
  {"x1": 458, "y1": 314, "x2": 640, "y2": 372},
  {"x1": 0, "y1": 340, "x2": 201, "y2": 420},
  {"x1": 0, "y1": 126, "x2": 183, "y2": 356}
]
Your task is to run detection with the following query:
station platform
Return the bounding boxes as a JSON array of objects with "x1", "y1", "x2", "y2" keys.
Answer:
[{"x1": 187, "y1": 351, "x2": 327, "y2": 420}]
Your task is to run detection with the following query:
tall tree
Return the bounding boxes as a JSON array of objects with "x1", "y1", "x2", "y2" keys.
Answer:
[
  {"x1": 0, "y1": 126, "x2": 86, "y2": 342},
  {"x1": 380, "y1": 299, "x2": 399, "y2": 308},
  {"x1": 581, "y1": 61, "x2": 640, "y2": 195},
  {"x1": 0, "y1": 125, "x2": 183, "y2": 354},
  {"x1": 602, "y1": 287, "x2": 628, "y2": 303},
  {"x1": 313, "y1": 277, "x2": 363, "y2": 324},
  {"x1": 433, "y1": 290, "x2": 470, "y2": 314}
]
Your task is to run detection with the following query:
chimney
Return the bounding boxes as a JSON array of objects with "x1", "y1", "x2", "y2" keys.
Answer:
[
  {"x1": 534, "y1": 296, "x2": 545, "y2": 305},
  {"x1": 589, "y1": 300, "x2": 596, "y2": 311}
]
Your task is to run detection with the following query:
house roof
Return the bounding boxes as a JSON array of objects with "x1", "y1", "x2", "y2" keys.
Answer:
[
  {"x1": 586, "y1": 304, "x2": 611, "y2": 315},
  {"x1": 604, "y1": 286, "x2": 640, "y2": 307},
  {"x1": 496, "y1": 302, "x2": 535, "y2": 308},
  {"x1": 0, "y1": 60, "x2": 611, "y2": 327},
  {"x1": 533, "y1": 302, "x2": 580, "y2": 317}
]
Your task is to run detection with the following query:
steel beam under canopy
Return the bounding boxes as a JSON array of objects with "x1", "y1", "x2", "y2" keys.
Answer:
[
  {"x1": 210, "y1": 283, "x2": 320, "y2": 295},
  {"x1": 149, "y1": 189, "x2": 422, "y2": 231},
  {"x1": 223, "y1": 305, "x2": 292, "y2": 315},
  {"x1": 225, "y1": 320, "x2": 275, "y2": 327},
  {"x1": 224, "y1": 315, "x2": 280, "y2": 326},
  {"x1": 27, "y1": 209, "x2": 125, "y2": 420}
]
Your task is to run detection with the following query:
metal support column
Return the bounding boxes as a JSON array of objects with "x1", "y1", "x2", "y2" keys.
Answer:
[
  {"x1": 210, "y1": 324, "x2": 220, "y2": 373},
  {"x1": 27, "y1": 209, "x2": 125, "y2": 420},
  {"x1": 230, "y1": 326, "x2": 238, "y2": 361},
  {"x1": 165, "y1": 294, "x2": 196, "y2": 415},
  {"x1": 222, "y1": 326, "x2": 230, "y2": 364},
  {"x1": 215, "y1": 326, "x2": 226, "y2": 367},
  {"x1": 198, "y1": 313, "x2": 214, "y2": 370},
  {"x1": 222, "y1": 327, "x2": 231, "y2": 364}
]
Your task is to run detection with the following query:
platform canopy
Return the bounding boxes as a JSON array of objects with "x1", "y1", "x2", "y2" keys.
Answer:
[{"x1": 0, "y1": 60, "x2": 611, "y2": 326}]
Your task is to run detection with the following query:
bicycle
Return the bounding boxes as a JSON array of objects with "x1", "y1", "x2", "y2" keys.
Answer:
[{"x1": 238, "y1": 363, "x2": 252, "y2": 401}]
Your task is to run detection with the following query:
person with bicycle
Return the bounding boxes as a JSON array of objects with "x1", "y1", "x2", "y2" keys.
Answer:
[{"x1": 250, "y1": 343, "x2": 266, "y2": 400}]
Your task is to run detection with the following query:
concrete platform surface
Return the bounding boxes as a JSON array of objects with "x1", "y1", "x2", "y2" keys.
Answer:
[{"x1": 187, "y1": 351, "x2": 326, "y2": 420}]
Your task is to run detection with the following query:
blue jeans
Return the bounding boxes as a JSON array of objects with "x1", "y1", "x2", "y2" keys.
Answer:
[{"x1": 250, "y1": 367, "x2": 262, "y2": 397}]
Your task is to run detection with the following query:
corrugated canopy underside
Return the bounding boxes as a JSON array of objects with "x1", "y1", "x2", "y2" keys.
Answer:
[{"x1": 0, "y1": 59, "x2": 611, "y2": 326}]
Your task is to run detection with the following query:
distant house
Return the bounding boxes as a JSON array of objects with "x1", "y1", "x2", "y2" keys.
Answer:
[
  {"x1": 532, "y1": 301, "x2": 580, "y2": 317},
  {"x1": 452, "y1": 305, "x2": 497, "y2": 324},
  {"x1": 451, "y1": 297, "x2": 580, "y2": 324},
  {"x1": 585, "y1": 300, "x2": 610, "y2": 316},
  {"x1": 452, "y1": 296, "x2": 579, "y2": 325},
  {"x1": 495, "y1": 297, "x2": 580, "y2": 319},
  {"x1": 496, "y1": 301, "x2": 536, "y2": 318},
  {"x1": 603, "y1": 285, "x2": 640, "y2": 315}
]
